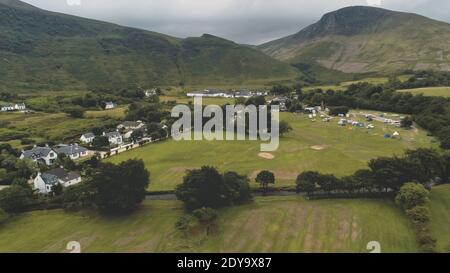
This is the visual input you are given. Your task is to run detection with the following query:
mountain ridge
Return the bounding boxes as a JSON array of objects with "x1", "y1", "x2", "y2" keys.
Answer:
[
  {"x1": 0, "y1": 0, "x2": 295, "y2": 91},
  {"x1": 259, "y1": 6, "x2": 450, "y2": 74}
]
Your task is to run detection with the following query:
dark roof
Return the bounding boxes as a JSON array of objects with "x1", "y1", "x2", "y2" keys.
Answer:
[
  {"x1": 21, "y1": 146, "x2": 54, "y2": 159},
  {"x1": 55, "y1": 144, "x2": 88, "y2": 156},
  {"x1": 41, "y1": 168, "x2": 81, "y2": 185}
]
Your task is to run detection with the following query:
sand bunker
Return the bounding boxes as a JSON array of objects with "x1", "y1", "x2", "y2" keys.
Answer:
[
  {"x1": 258, "y1": 153, "x2": 275, "y2": 159},
  {"x1": 311, "y1": 145, "x2": 328, "y2": 151}
]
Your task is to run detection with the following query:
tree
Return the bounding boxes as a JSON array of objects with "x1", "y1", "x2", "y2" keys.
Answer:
[
  {"x1": 245, "y1": 96, "x2": 266, "y2": 107},
  {"x1": 91, "y1": 160, "x2": 150, "y2": 214},
  {"x1": 329, "y1": 106, "x2": 350, "y2": 116},
  {"x1": 92, "y1": 136, "x2": 109, "y2": 149},
  {"x1": 317, "y1": 174, "x2": 339, "y2": 193},
  {"x1": 192, "y1": 207, "x2": 218, "y2": 236},
  {"x1": 175, "y1": 166, "x2": 246, "y2": 211},
  {"x1": 406, "y1": 206, "x2": 430, "y2": 225},
  {"x1": 395, "y1": 183, "x2": 430, "y2": 210},
  {"x1": 404, "y1": 149, "x2": 445, "y2": 184},
  {"x1": 130, "y1": 130, "x2": 144, "y2": 142},
  {"x1": 0, "y1": 185, "x2": 34, "y2": 213},
  {"x1": 63, "y1": 182, "x2": 95, "y2": 211},
  {"x1": 15, "y1": 159, "x2": 35, "y2": 179},
  {"x1": 51, "y1": 183, "x2": 64, "y2": 196},
  {"x1": 255, "y1": 170, "x2": 275, "y2": 195},
  {"x1": 12, "y1": 178, "x2": 31, "y2": 189},
  {"x1": 222, "y1": 172, "x2": 252, "y2": 204},
  {"x1": 270, "y1": 85, "x2": 291, "y2": 95},
  {"x1": 279, "y1": 121, "x2": 292, "y2": 136},
  {"x1": 65, "y1": 107, "x2": 85, "y2": 118},
  {"x1": 401, "y1": 116, "x2": 414, "y2": 128},
  {"x1": 296, "y1": 171, "x2": 318, "y2": 194}
]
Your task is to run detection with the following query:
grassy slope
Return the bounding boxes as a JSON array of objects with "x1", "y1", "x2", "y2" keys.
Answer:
[
  {"x1": 108, "y1": 112, "x2": 435, "y2": 191},
  {"x1": 259, "y1": 7, "x2": 450, "y2": 74},
  {"x1": 430, "y1": 184, "x2": 450, "y2": 252},
  {"x1": 0, "y1": 1, "x2": 295, "y2": 92},
  {"x1": 0, "y1": 196, "x2": 418, "y2": 253},
  {"x1": 0, "y1": 111, "x2": 118, "y2": 147},
  {"x1": 398, "y1": 87, "x2": 450, "y2": 97}
]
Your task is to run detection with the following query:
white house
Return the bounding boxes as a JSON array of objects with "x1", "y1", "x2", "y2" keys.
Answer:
[
  {"x1": 103, "y1": 131, "x2": 123, "y2": 145},
  {"x1": 14, "y1": 103, "x2": 26, "y2": 111},
  {"x1": 34, "y1": 168, "x2": 82, "y2": 195},
  {"x1": 1, "y1": 104, "x2": 15, "y2": 112},
  {"x1": 117, "y1": 121, "x2": 145, "y2": 131},
  {"x1": 20, "y1": 145, "x2": 58, "y2": 166},
  {"x1": 187, "y1": 89, "x2": 234, "y2": 98},
  {"x1": 104, "y1": 102, "x2": 117, "y2": 110},
  {"x1": 80, "y1": 132, "x2": 95, "y2": 144},
  {"x1": 54, "y1": 144, "x2": 89, "y2": 160},
  {"x1": 145, "y1": 89, "x2": 157, "y2": 97}
]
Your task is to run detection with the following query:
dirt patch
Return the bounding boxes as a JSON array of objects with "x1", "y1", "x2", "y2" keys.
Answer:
[
  {"x1": 311, "y1": 145, "x2": 329, "y2": 151},
  {"x1": 258, "y1": 153, "x2": 275, "y2": 159}
]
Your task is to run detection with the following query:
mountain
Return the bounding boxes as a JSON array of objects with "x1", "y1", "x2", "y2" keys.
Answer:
[
  {"x1": 259, "y1": 6, "x2": 450, "y2": 74},
  {"x1": 0, "y1": 0, "x2": 295, "y2": 91}
]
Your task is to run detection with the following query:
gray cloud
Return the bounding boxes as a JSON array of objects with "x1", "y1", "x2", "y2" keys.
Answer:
[{"x1": 22, "y1": 0, "x2": 450, "y2": 44}]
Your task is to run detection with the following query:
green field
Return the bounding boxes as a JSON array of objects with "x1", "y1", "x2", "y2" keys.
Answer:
[
  {"x1": 84, "y1": 106, "x2": 128, "y2": 119},
  {"x1": 0, "y1": 196, "x2": 419, "y2": 253},
  {"x1": 430, "y1": 184, "x2": 450, "y2": 252},
  {"x1": 398, "y1": 87, "x2": 450, "y2": 97},
  {"x1": 108, "y1": 112, "x2": 435, "y2": 191},
  {"x1": 0, "y1": 111, "x2": 118, "y2": 147}
]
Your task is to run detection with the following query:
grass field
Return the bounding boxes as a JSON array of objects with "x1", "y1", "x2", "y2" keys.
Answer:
[
  {"x1": 0, "y1": 111, "x2": 118, "y2": 147},
  {"x1": 0, "y1": 196, "x2": 419, "y2": 253},
  {"x1": 108, "y1": 112, "x2": 435, "y2": 191},
  {"x1": 84, "y1": 106, "x2": 128, "y2": 119},
  {"x1": 430, "y1": 184, "x2": 450, "y2": 252},
  {"x1": 398, "y1": 87, "x2": 450, "y2": 97}
]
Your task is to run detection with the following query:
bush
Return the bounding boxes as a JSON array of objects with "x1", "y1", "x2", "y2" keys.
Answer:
[
  {"x1": 406, "y1": 206, "x2": 430, "y2": 224},
  {"x1": 176, "y1": 166, "x2": 252, "y2": 211},
  {"x1": 329, "y1": 106, "x2": 349, "y2": 116},
  {"x1": 0, "y1": 185, "x2": 34, "y2": 213},
  {"x1": 395, "y1": 183, "x2": 430, "y2": 210},
  {"x1": 417, "y1": 231, "x2": 437, "y2": 253}
]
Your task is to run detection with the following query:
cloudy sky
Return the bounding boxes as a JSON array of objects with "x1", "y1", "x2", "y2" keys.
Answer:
[{"x1": 22, "y1": 0, "x2": 450, "y2": 44}]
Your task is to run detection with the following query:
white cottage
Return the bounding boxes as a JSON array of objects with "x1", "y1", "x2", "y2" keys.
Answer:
[{"x1": 34, "y1": 168, "x2": 82, "y2": 195}]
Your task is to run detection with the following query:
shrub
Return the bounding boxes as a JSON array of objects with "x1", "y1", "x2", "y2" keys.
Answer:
[
  {"x1": 406, "y1": 206, "x2": 430, "y2": 224},
  {"x1": 0, "y1": 208, "x2": 8, "y2": 225},
  {"x1": 0, "y1": 185, "x2": 34, "y2": 213},
  {"x1": 395, "y1": 183, "x2": 430, "y2": 210}
]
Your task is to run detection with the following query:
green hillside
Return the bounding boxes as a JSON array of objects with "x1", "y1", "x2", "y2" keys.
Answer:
[
  {"x1": 430, "y1": 184, "x2": 450, "y2": 252},
  {"x1": 259, "y1": 6, "x2": 450, "y2": 74},
  {"x1": 0, "y1": 0, "x2": 295, "y2": 92}
]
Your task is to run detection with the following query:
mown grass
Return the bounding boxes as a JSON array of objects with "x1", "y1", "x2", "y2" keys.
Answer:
[
  {"x1": 430, "y1": 184, "x2": 450, "y2": 252},
  {"x1": 398, "y1": 87, "x2": 450, "y2": 97},
  {"x1": 0, "y1": 196, "x2": 419, "y2": 253},
  {"x1": 108, "y1": 112, "x2": 435, "y2": 191}
]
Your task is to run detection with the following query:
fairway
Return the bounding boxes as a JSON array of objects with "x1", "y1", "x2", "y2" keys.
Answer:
[
  {"x1": 430, "y1": 185, "x2": 450, "y2": 252},
  {"x1": 398, "y1": 87, "x2": 450, "y2": 97},
  {"x1": 0, "y1": 197, "x2": 418, "y2": 253},
  {"x1": 108, "y1": 112, "x2": 435, "y2": 191}
]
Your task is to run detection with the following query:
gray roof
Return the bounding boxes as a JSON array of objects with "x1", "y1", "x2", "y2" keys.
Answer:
[
  {"x1": 106, "y1": 131, "x2": 121, "y2": 138},
  {"x1": 82, "y1": 132, "x2": 95, "y2": 138},
  {"x1": 120, "y1": 121, "x2": 142, "y2": 127},
  {"x1": 41, "y1": 168, "x2": 81, "y2": 185},
  {"x1": 55, "y1": 144, "x2": 88, "y2": 156},
  {"x1": 16, "y1": 103, "x2": 26, "y2": 107},
  {"x1": 22, "y1": 146, "x2": 54, "y2": 160}
]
